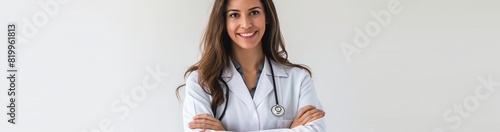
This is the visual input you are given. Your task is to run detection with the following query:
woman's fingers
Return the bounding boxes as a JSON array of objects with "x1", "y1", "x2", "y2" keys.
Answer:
[
  {"x1": 299, "y1": 109, "x2": 320, "y2": 124},
  {"x1": 189, "y1": 120, "x2": 218, "y2": 130},
  {"x1": 296, "y1": 105, "x2": 316, "y2": 119},
  {"x1": 190, "y1": 114, "x2": 214, "y2": 128},
  {"x1": 189, "y1": 114, "x2": 225, "y2": 130},
  {"x1": 189, "y1": 120, "x2": 210, "y2": 129},
  {"x1": 194, "y1": 114, "x2": 219, "y2": 123},
  {"x1": 300, "y1": 109, "x2": 325, "y2": 124},
  {"x1": 189, "y1": 118, "x2": 216, "y2": 127},
  {"x1": 291, "y1": 105, "x2": 325, "y2": 128},
  {"x1": 193, "y1": 114, "x2": 216, "y2": 120}
]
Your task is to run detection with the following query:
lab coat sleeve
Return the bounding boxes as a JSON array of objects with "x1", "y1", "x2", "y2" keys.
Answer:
[
  {"x1": 182, "y1": 72, "x2": 216, "y2": 132},
  {"x1": 249, "y1": 70, "x2": 327, "y2": 132}
]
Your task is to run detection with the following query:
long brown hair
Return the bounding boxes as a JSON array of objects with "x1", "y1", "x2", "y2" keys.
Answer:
[{"x1": 176, "y1": 0, "x2": 311, "y2": 116}]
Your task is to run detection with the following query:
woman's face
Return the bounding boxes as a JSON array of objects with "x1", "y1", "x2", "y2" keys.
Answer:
[{"x1": 225, "y1": 0, "x2": 266, "y2": 50}]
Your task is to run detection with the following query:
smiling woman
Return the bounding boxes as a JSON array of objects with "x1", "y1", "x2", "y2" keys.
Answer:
[{"x1": 176, "y1": 0, "x2": 326, "y2": 131}]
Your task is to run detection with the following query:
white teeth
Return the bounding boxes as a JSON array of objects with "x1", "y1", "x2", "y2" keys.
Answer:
[{"x1": 239, "y1": 32, "x2": 255, "y2": 37}]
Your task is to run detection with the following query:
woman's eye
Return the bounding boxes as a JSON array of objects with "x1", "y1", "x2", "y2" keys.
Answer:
[
  {"x1": 229, "y1": 13, "x2": 239, "y2": 18},
  {"x1": 250, "y1": 11, "x2": 260, "y2": 15}
]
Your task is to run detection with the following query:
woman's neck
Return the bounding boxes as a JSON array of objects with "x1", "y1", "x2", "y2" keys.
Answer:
[{"x1": 232, "y1": 44, "x2": 264, "y2": 71}]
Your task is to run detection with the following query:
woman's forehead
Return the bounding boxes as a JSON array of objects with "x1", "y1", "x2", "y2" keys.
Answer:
[{"x1": 226, "y1": 0, "x2": 263, "y2": 11}]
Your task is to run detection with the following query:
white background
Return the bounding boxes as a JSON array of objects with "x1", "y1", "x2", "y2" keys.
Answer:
[{"x1": 1, "y1": 0, "x2": 500, "y2": 132}]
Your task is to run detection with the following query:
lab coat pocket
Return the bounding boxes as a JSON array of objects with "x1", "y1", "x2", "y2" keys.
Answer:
[{"x1": 277, "y1": 119, "x2": 293, "y2": 128}]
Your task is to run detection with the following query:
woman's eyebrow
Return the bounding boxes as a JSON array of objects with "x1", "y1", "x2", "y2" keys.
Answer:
[{"x1": 227, "y1": 6, "x2": 262, "y2": 13}]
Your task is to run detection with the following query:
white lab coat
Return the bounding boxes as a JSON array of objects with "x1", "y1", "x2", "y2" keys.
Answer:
[{"x1": 182, "y1": 57, "x2": 326, "y2": 132}]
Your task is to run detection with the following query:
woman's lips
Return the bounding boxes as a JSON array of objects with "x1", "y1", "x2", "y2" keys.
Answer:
[{"x1": 237, "y1": 31, "x2": 257, "y2": 38}]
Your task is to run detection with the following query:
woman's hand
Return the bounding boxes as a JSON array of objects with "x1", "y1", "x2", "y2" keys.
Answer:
[
  {"x1": 189, "y1": 114, "x2": 225, "y2": 131},
  {"x1": 290, "y1": 105, "x2": 325, "y2": 128}
]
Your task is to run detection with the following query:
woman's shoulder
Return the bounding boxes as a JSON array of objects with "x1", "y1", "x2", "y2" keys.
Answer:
[
  {"x1": 185, "y1": 70, "x2": 200, "y2": 83},
  {"x1": 279, "y1": 63, "x2": 312, "y2": 78}
]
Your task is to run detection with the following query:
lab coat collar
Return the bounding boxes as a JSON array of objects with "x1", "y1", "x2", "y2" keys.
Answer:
[
  {"x1": 220, "y1": 56, "x2": 288, "y2": 110},
  {"x1": 221, "y1": 56, "x2": 288, "y2": 79}
]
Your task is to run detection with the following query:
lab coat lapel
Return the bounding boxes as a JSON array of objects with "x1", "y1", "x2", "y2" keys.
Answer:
[
  {"x1": 221, "y1": 60, "x2": 256, "y2": 111},
  {"x1": 253, "y1": 57, "x2": 288, "y2": 107}
]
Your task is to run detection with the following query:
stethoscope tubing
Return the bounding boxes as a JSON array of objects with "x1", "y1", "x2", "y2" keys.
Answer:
[{"x1": 217, "y1": 56, "x2": 280, "y2": 120}]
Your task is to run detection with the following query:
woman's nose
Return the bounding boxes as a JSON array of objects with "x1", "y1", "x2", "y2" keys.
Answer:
[{"x1": 240, "y1": 15, "x2": 253, "y2": 29}]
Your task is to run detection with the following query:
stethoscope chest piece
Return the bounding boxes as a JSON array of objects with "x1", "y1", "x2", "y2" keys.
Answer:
[{"x1": 271, "y1": 104, "x2": 285, "y2": 116}]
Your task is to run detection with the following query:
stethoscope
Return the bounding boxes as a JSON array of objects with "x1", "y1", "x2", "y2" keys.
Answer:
[{"x1": 217, "y1": 56, "x2": 284, "y2": 120}]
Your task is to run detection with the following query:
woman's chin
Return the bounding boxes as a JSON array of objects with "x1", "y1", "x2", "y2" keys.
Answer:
[{"x1": 234, "y1": 41, "x2": 261, "y2": 49}]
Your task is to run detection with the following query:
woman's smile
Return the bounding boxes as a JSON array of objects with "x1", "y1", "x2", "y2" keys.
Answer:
[{"x1": 237, "y1": 31, "x2": 258, "y2": 38}]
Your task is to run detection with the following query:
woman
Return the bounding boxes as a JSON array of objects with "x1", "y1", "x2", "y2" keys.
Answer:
[{"x1": 177, "y1": 0, "x2": 326, "y2": 131}]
